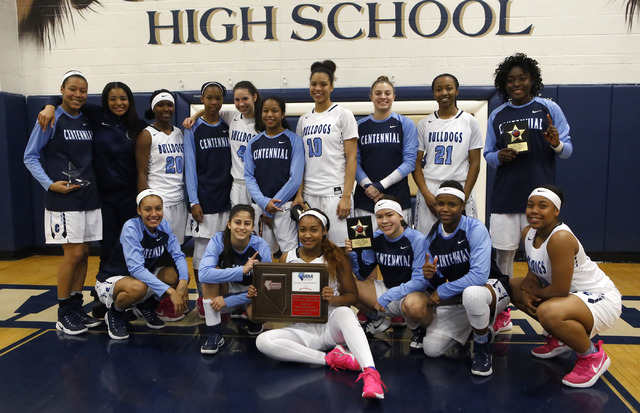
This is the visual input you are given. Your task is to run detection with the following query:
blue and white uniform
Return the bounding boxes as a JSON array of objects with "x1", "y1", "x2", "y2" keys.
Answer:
[
  {"x1": 524, "y1": 223, "x2": 621, "y2": 336},
  {"x1": 95, "y1": 217, "x2": 188, "y2": 306},
  {"x1": 255, "y1": 249, "x2": 376, "y2": 370},
  {"x1": 484, "y1": 97, "x2": 572, "y2": 250},
  {"x1": 198, "y1": 232, "x2": 272, "y2": 309},
  {"x1": 296, "y1": 104, "x2": 359, "y2": 247},
  {"x1": 184, "y1": 116, "x2": 233, "y2": 268},
  {"x1": 245, "y1": 129, "x2": 304, "y2": 253},
  {"x1": 350, "y1": 227, "x2": 429, "y2": 317},
  {"x1": 423, "y1": 215, "x2": 510, "y2": 348},
  {"x1": 355, "y1": 112, "x2": 417, "y2": 230},
  {"x1": 24, "y1": 105, "x2": 102, "y2": 243},
  {"x1": 145, "y1": 125, "x2": 187, "y2": 243},
  {"x1": 415, "y1": 110, "x2": 483, "y2": 234}
]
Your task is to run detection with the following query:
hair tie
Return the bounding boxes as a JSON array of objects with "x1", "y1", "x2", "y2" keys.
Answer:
[{"x1": 201, "y1": 81, "x2": 227, "y2": 96}]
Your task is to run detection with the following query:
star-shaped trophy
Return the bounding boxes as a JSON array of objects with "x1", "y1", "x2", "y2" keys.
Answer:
[
  {"x1": 62, "y1": 162, "x2": 91, "y2": 187},
  {"x1": 346, "y1": 216, "x2": 373, "y2": 249},
  {"x1": 504, "y1": 122, "x2": 529, "y2": 153}
]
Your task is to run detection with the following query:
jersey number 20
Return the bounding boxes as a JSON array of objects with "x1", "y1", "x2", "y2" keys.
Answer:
[{"x1": 165, "y1": 155, "x2": 184, "y2": 174}]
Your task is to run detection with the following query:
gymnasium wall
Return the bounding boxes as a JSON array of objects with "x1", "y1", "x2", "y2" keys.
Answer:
[{"x1": 3, "y1": 83, "x2": 638, "y2": 258}]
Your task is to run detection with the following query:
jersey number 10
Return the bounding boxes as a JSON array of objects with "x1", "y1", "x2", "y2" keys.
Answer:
[{"x1": 306, "y1": 138, "x2": 323, "y2": 157}]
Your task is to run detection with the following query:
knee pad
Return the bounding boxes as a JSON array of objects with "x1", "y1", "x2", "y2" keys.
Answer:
[
  {"x1": 462, "y1": 286, "x2": 492, "y2": 330},
  {"x1": 423, "y1": 333, "x2": 453, "y2": 358}
]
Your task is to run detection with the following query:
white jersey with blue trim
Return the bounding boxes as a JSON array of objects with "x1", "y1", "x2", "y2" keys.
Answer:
[
  {"x1": 417, "y1": 109, "x2": 483, "y2": 183},
  {"x1": 296, "y1": 104, "x2": 358, "y2": 197},
  {"x1": 220, "y1": 110, "x2": 257, "y2": 181},
  {"x1": 146, "y1": 125, "x2": 184, "y2": 206},
  {"x1": 285, "y1": 248, "x2": 339, "y2": 298},
  {"x1": 524, "y1": 223, "x2": 615, "y2": 293}
]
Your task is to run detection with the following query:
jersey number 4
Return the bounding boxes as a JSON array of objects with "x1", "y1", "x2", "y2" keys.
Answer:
[
  {"x1": 165, "y1": 156, "x2": 184, "y2": 174},
  {"x1": 306, "y1": 138, "x2": 323, "y2": 157},
  {"x1": 434, "y1": 145, "x2": 453, "y2": 165}
]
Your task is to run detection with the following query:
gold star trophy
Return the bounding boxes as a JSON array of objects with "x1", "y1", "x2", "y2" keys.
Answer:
[
  {"x1": 347, "y1": 216, "x2": 373, "y2": 249},
  {"x1": 504, "y1": 122, "x2": 529, "y2": 153}
]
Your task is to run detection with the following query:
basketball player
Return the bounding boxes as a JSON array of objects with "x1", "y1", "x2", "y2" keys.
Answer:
[
  {"x1": 346, "y1": 198, "x2": 429, "y2": 341},
  {"x1": 413, "y1": 73, "x2": 483, "y2": 236},
  {"x1": 252, "y1": 209, "x2": 387, "y2": 399},
  {"x1": 95, "y1": 190, "x2": 189, "y2": 340},
  {"x1": 294, "y1": 60, "x2": 358, "y2": 247},
  {"x1": 198, "y1": 204, "x2": 272, "y2": 354},
  {"x1": 184, "y1": 81, "x2": 233, "y2": 317},
  {"x1": 355, "y1": 76, "x2": 417, "y2": 231},
  {"x1": 484, "y1": 53, "x2": 573, "y2": 331},
  {"x1": 245, "y1": 96, "x2": 304, "y2": 254},
  {"x1": 136, "y1": 89, "x2": 187, "y2": 322},
  {"x1": 511, "y1": 185, "x2": 621, "y2": 388},
  {"x1": 24, "y1": 70, "x2": 102, "y2": 335},
  {"x1": 402, "y1": 181, "x2": 510, "y2": 376}
]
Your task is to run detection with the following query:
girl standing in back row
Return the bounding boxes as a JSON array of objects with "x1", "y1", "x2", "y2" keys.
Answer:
[{"x1": 294, "y1": 60, "x2": 358, "y2": 247}]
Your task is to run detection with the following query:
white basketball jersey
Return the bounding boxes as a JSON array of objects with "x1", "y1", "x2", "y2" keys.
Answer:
[
  {"x1": 146, "y1": 125, "x2": 184, "y2": 206},
  {"x1": 417, "y1": 110, "x2": 483, "y2": 183},
  {"x1": 221, "y1": 110, "x2": 257, "y2": 181},
  {"x1": 524, "y1": 224, "x2": 615, "y2": 294},
  {"x1": 296, "y1": 104, "x2": 358, "y2": 197},
  {"x1": 285, "y1": 249, "x2": 339, "y2": 296}
]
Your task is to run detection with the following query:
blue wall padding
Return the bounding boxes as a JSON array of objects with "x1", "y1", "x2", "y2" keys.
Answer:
[
  {"x1": 4, "y1": 84, "x2": 639, "y2": 254},
  {"x1": 606, "y1": 85, "x2": 640, "y2": 251}
]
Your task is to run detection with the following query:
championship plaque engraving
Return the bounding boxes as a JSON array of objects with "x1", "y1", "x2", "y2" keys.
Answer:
[
  {"x1": 503, "y1": 121, "x2": 529, "y2": 153},
  {"x1": 252, "y1": 262, "x2": 329, "y2": 323},
  {"x1": 347, "y1": 216, "x2": 373, "y2": 249}
]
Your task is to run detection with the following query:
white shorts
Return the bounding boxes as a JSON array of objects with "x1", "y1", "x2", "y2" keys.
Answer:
[
  {"x1": 276, "y1": 306, "x2": 354, "y2": 351},
  {"x1": 261, "y1": 201, "x2": 298, "y2": 254},
  {"x1": 373, "y1": 279, "x2": 405, "y2": 318},
  {"x1": 427, "y1": 279, "x2": 510, "y2": 344},
  {"x1": 572, "y1": 286, "x2": 622, "y2": 338},
  {"x1": 354, "y1": 208, "x2": 413, "y2": 233},
  {"x1": 186, "y1": 211, "x2": 229, "y2": 239},
  {"x1": 303, "y1": 193, "x2": 352, "y2": 247},
  {"x1": 44, "y1": 208, "x2": 102, "y2": 244},
  {"x1": 164, "y1": 202, "x2": 187, "y2": 244},
  {"x1": 192, "y1": 237, "x2": 210, "y2": 270},
  {"x1": 95, "y1": 273, "x2": 157, "y2": 309},
  {"x1": 414, "y1": 180, "x2": 477, "y2": 235},
  {"x1": 489, "y1": 213, "x2": 528, "y2": 250}
]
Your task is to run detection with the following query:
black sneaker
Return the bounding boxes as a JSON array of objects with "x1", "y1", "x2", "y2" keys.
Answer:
[
  {"x1": 410, "y1": 327, "x2": 426, "y2": 349},
  {"x1": 56, "y1": 307, "x2": 88, "y2": 335},
  {"x1": 71, "y1": 294, "x2": 102, "y2": 328},
  {"x1": 363, "y1": 317, "x2": 391, "y2": 337},
  {"x1": 246, "y1": 321, "x2": 264, "y2": 335},
  {"x1": 133, "y1": 298, "x2": 165, "y2": 329},
  {"x1": 201, "y1": 330, "x2": 225, "y2": 354},
  {"x1": 106, "y1": 308, "x2": 129, "y2": 340},
  {"x1": 471, "y1": 340, "x2": 493, "y2": 376}
]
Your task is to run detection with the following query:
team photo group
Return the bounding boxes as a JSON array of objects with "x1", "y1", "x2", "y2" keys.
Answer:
[{"x1": 23, "y1": 52, "x2": 622, "y2": 400}]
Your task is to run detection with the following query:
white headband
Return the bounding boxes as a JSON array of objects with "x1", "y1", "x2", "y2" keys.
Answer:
[
  {"x1": 62, "y1": 70, "x2": 86, "y2": 84},
  {"x1": 435, "y1": 187, "x2": 466, "y2": 203},
  {"x1": 151, "y1": 92, "x2": 175, "y2": 110},
  {"x1": 374, "y1": 199, "x2": 404, "y2": 219},
  {"x1": 299, "y1": 210, "x2": 328, "y2": 227},
  {"x1": 136, "y1": 189, "x2": 163, "y2": 206},
  {"x1": 529, "y1": 187, "x2": 562, "y2": 211}
]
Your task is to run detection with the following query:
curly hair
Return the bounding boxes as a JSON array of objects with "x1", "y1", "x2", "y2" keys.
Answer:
[{"x1": 493, "y1": 53, "x2": 544, "y2": 102}]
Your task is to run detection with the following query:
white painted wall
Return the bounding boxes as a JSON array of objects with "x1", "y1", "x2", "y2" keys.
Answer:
[
  {"x1": 11, "y1": 0, "x2": 640, "y2": 95},
  {"x1": 0, "y1": 0, "x2": 21, "y2": 93}
]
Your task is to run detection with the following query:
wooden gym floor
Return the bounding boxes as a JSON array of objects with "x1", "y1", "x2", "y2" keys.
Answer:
[{"x1": 0, "y1": 257, "x2": 639, "y2": 412}]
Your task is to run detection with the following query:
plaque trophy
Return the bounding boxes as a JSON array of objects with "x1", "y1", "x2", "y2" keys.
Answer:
[
  {"x1": 62, "y1": 162, "x2": 91, "y2": 187},
  {"x1": 503, "y1": 121, "x2": 529, "y2": 153},
  {"x1": 346, "y1": 215, "x2": 373, "y2": 249},
  {"x1": 252, "y1": 262, "x2": 329, "y2": 323}
]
